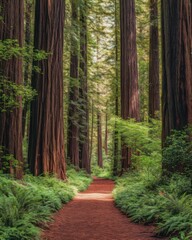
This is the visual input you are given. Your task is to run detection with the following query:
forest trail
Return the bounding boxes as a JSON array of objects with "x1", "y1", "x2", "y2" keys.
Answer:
[{"x1": 42, "y1": 178, "x2": 159, "y2": 240}]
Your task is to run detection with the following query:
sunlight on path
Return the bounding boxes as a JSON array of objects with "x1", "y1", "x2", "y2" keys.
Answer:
[{"x1": 42, "y1": 178, "x2": 162, "y2": 240}]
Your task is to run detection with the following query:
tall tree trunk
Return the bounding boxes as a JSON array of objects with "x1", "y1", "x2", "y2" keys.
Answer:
[
  {"x1": 0, "y1": 0, "x2": 24, "y2": 179},
  {"x1": 104, "y1": 112, "x2": 108, "y2": 155},
  {"x1": 67, "y1": 0, "x2": 79, "y2": 168},
  {"x1": 79, "y1": 0, "x2": 90, "y2": 173},
  {"x1": 113, "y1": 0, "x2": 119, "y2": 176},
  {"x1": 97, "y1": 112, "x2": 103, "y2": 168},
  {"x1": 22, "y1": 0, "x2": 34, "y2": 138},
  {"x1": 149, "y1": 0, "x2": 160, "y2": 119},
  {"x1": 162, "y1": 0, "x2": 192, "y2": 145},
  {"x1": 120, "y1": 0, "x2": 140, "y2": 170},
  {"x1": 89, "y1": 100, "x2": 94, "y2": 163},
  {"x1": 28, "y1": 0, "x2": 66, "y2": 179}
]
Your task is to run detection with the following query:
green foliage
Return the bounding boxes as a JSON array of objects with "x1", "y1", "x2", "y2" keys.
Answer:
[
  {"x1": 0, "y1": 78, "x2": 36, "y2": 111},
  {"x1": 0, "y1": 168, "x2": 92, "y2": 240},
  {"x1": 163, "y1": 129, "x2": 192, "y2": 176},
  {"x1": 0, "y1": 39, "x2": 49, "y2": 112},
  {"x1": 110, "y1": 117, "x2": 162, "y2": 174},
  {"x1": 114, "y1": 173, "x2": 192, "y2": 238}
]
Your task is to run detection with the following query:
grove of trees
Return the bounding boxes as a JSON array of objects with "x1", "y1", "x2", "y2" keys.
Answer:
[{"x1": 0, "y1": 0, "x2": 192, "y2": 238}]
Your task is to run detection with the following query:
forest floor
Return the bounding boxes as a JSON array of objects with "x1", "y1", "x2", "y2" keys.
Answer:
[{"x1": 41, "y1": 178, "x2": 162, "y2": 240}]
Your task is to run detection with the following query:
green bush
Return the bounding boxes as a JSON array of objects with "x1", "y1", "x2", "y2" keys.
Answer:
[
  {"x1": 163, "y1": 130, "x2": 192, "y2": 176},
  {"x1": 0, "y1": 168, "x2": 92, "y2": 240},
  {"x1": 114, "y1": 173, "x2": 192, "y2": 238}
]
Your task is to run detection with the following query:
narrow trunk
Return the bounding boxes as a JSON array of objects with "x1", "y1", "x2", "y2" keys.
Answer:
[
  {"x1": 149, "y1": 0, "x2": 160, "y2": 119},
  {"x1": 120, "y1": 0, "x2": 140, "y2": 170},
  {"x1": 0, "y1": 0, "x2": 24, "y2": 179},
  {"x1": 113, "y1": 0, "x2": 119, "y2": 176},
  {"x1": 161, "y1": 0, "x2": 192, "y2": 145},
  {"x1": 67, "y1": 0, "x2": 79, "y2": 167},
  {"x1": 79, "y1": 0, "x2": 90, "y2": 173},
  {"x1": 28, "y1": 0, "x2": 66, "y2": 179},
  {"x1": 22, "y1": 0, "x2": 34, "y2": 137},
  {"x1": 104, "y1": 113, "x2": 108, "y2": 155},
  {"x1": 89, "y1": 100, "x2": 94, "y2": 163},
  {"x1": 97, "y1": 112, "x2": 103, "y2": 168}
]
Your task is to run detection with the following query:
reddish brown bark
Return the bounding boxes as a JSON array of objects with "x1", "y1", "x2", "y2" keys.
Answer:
[
  {"x1": 120, "y1": 0, "x2": 140, "y2": 170},
  {"x1": 0, "y1": 0, "x2": 24, "y2": 178},
  {"x1": 28, "y1": 0, "x2": 66, "y2": 179},
  {"x1": 149, "y1": 0, "x2": 160, "y2": 119},
  {"x1": 67, "y1": 0, "x2": 79, "y2": 168},
  {"x1": 79, "y1": 0, "x2": 90, "y2": 173},
  {"x1": 162, "y1": 0, "x2": 192, "y2": 145}
]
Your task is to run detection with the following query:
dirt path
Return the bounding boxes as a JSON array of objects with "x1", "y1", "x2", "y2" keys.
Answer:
[{"x1": 42, "y1": 178, "x2": 160, "y2": 240}]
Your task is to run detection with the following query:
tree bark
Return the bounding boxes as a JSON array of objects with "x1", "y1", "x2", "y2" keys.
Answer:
[
  {"x1": 162, "y1": 0, "x2": 192, "y2": 145},
  {"x1": 120, "y1": 0, "x2": 140, "y2": 170},
  {"x1": 28, "y1": 0, "x2": 66, "y2": 179},
  {"x1": 79, "y1": 0, "x2": 90, "y2": 173},
  {"x1": 67, "y1": 0, "x2": 79, "y2": 168},
  {"x1": 113, "y1": 0, "x2": 119, "y2": 176},
  {"x1": 149, "y1": 0, "x2": 160, "y2": 119},
  {"x1": 97, "y1": 112, "x2": 103, "y2": 168},
  {"x1": 104, "y1": 112, "x2": 108, "y2": 155},
  {"x1": 89, "y1": 100, "x2": 94, "y2": 163},
  {"x1": 22, "y1": 0, "x2": 34, "y2": 138},
  {"x1": 0, "y1": 0, "x2": 24, "y2": 179}
]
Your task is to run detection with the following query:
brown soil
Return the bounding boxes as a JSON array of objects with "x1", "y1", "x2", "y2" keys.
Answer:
[{"x1": 41, "y1": 178, "x2": 161, "y2": 240}]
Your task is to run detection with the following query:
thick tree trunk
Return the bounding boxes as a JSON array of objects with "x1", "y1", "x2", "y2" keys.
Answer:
[
  {"x1": 0, "y1": 0, "x2": 24, "y2": 179},
  {"x1": 67, "y1": 0, "x2": 79, "y2": 168},
  {"x1": 149, "y1": 0, "x2": 160, "y2": 119},
  {"x1": 28, "y1": 0, "x2": 66, "y2": 179},
  {"x1": 162, "y1": 0, "x2": 192, "y2": 145},
  {"x1": 120, "y1": 0, "x2": 140, "y2": 170},
  {"x1": 79, "y1": 0, "x2": 90, "y2": 173},
  {"x1": 97, "y1": 112, "x2": 103, "y2": 168}
]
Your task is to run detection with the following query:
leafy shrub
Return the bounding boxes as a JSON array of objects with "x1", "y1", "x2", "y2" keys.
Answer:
[
  {"x1": 0, "y1": 168, "x2": 92, "y2": 240},
  {"x1": 114, "y1": 173, "x2": 192, "y2": 238},
  {"x1": 163, "y1": 129, "x2": 192, "y2": 176}
]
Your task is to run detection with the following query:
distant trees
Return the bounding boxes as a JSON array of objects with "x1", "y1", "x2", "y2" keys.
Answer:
[
  {"x1": 120, "y1": 0, "x2": 140, "y2": 170},
  {"x1": 67, "y1": 0, "x2": 80, "y2": 168},
  {"x1": 162, "y1": 0, "x2": 192, "y2": 145},
  {"x1": 28, "y1": 0, "x2": 66, "y2": 179},
  {"x1": 149, "y1": 0, "x2": 160, "y2": 119},
  {"x1": 79, "y1": 0, "x2": 90, "y2": 173},
  {"x1": 0, "y1": 0, "x2": 24, "y2": 178}
]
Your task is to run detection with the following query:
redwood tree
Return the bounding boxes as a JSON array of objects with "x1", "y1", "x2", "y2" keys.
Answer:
[
  {"x1": 79, "y1": 0, "x2": 90, "y2": 173},
  {"x1": 28, "y1": 0, "x2": 66, "y2": 179},
  {"x1": 120, "y1": 0, "x2": 140, "y2": 170},
  {"x1": 67, "y1": 0, "x2": 79, "y2": 167},
  {"x1": 0, "y1": 0, "x2": 24, "y2": 178},
  {"x1": 97, "y1": 112, "x2": 103, "y2": 168},
  {"x1": 149, "y1": 0, "x2": 160, "y2": 119},
  {"x1": 162, "y1": 0, "x2": 192, "y2": 145}
]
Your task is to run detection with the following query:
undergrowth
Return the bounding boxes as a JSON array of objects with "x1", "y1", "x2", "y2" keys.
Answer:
[
  {"x1": 0, "y1": 168, "x2": 92, "y2": 240},
  {"x1": 112, "y1": 120, "x2": 192, "y2": 239},
  {"x1": 113, "y1": 173, "x2": 192, "y2": 239}
]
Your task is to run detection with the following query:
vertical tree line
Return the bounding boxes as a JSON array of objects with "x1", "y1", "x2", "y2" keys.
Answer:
[
  {"x1": 28, "y1": 0, "x2": 66, "y2": 179},
  {"x1": 0, "y1": 0, "x2": 24, "y2": 178},
  {"x1": 120, "y1": 0, "x2": 140, "y2": 171},
  {"x1": 0, "y1": 0, "x2": 191, "y2": 179}
]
